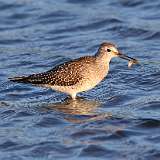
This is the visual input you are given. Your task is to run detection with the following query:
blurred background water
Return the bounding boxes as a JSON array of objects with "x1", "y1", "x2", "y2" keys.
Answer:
[{"x1": 0, "y1": 0, "x2": 160, "y2": 159}]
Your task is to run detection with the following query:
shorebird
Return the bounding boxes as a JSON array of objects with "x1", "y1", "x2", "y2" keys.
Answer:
[{"x1": 9, "y1": 42, "x2": 138, "y2": 100}]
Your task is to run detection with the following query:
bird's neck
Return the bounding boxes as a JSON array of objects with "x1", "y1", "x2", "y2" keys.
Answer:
[
  {"x1": 95, "y1": 52, "x2": 111, "y2": 79},
  {"x1": 95, "y1": 51, "x2": 112, "y2": 66}
]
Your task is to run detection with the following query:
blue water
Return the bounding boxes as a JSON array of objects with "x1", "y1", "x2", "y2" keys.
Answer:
[{"x1": 0, "y1": 0, "x2": 160, "y2": 159}]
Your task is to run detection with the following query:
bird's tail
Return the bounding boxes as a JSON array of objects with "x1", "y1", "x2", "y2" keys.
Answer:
[
  {"x1": 8, "y1": 76, "x2": 30, "y2": 83},
  {"x1": 8, "y1": 73, "x2": 47, "y2": 85}
]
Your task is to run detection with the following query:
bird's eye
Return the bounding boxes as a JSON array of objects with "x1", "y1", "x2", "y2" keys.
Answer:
[{"x1": 107, "y1": 48, "x2": 111, "y2": 52}]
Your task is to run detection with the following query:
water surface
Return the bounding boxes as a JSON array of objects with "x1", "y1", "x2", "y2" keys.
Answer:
[{"x1": 0, "y1": 0, "x2": 160, "y2": 160}]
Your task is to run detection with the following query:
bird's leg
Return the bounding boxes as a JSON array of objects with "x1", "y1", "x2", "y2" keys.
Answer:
[{"x1": 71, "y1": 93, "x2": 77, "y2": 100}]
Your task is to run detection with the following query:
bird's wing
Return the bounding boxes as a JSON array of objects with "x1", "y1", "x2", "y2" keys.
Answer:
[
  {"x1": 40, "y1": 60, "x2": 83, "y2": 86},
  {"x1": 9, "y1": 60, "x2": 84, "y2": 86}
]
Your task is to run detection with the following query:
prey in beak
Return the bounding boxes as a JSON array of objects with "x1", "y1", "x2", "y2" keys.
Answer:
[{"x1": 118, "y1": 52, "x2": 139, "y2": 68}]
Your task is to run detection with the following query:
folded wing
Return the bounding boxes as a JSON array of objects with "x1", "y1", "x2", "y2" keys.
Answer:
[{"x1": 9, "y1": 60, "x2": 84, "y2": 86}]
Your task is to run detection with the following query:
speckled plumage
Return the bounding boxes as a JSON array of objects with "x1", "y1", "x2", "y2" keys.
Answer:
[
  {"x1": 15, "y1": 56, "x2": 95, "y2": 86},
  {"x1": 9, "y1": 42, "x2": 137, "y2": 99}
]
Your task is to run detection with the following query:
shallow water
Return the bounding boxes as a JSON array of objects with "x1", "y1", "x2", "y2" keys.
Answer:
[{"x1": 0, "y1": 0, "x2": 160, "y2": 159}]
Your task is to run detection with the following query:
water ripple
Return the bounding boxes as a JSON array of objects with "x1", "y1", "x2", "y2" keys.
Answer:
[{"x1": 48, "y1": 18, "x2": 122, "y2": 35}]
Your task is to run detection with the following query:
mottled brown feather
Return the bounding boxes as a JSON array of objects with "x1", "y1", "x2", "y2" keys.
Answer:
[{"x1": 11, "y1": 56, "x2": 95, "y2": 86}]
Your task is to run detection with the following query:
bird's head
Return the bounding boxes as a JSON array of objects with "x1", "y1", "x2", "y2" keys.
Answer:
[{"x1": 97, "y1": 42, "x2": 137, "y2": 62}]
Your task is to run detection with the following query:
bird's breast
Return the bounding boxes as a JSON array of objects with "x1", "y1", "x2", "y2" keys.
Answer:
[{"x1": 76, "y1": 63, "x2": 109, "y2": 91}]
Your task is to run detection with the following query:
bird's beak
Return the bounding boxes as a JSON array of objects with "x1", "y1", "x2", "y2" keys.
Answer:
[{"x1": 117, "y1": 52, "x2": 138, "y2": 63}]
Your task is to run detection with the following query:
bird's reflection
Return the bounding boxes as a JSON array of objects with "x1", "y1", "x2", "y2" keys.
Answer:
[
  {"x1": 46, "y1": 97, "x2": 101, "y2": 115},
  {"x1": 42, "y1": 97, "x2": 113, "y2": 123}
]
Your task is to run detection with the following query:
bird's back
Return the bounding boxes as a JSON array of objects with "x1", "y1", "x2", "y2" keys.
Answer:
[{"x1": 9, "y1": 56, "x2": 96, "y2": 87}]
